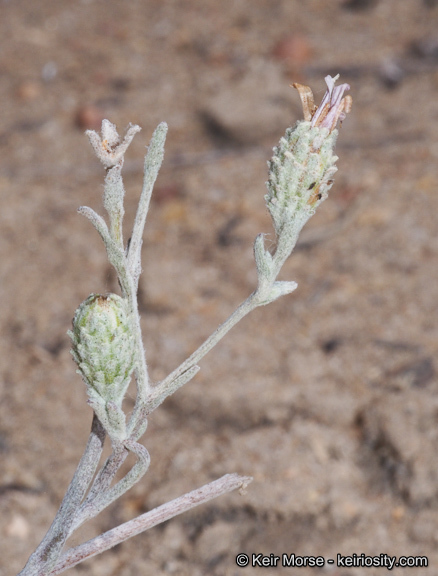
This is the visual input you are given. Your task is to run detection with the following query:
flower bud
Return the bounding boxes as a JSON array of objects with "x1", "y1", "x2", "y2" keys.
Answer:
[{"x1": 69, "y1": 294, "x2": 135, "y2": 408}]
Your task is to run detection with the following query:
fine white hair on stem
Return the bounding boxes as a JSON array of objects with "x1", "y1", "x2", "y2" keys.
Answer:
[
  {"x1": 51, "y1": 474, "x2": 253, "y2": 575},
  {"x1": 18, "y1": 75, "x2": 351, "y2": 576}
]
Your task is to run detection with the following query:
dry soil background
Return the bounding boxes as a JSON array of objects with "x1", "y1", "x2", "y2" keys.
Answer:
[{"x1": 1, "y1": 1, "x2": 438, "y2": 575}]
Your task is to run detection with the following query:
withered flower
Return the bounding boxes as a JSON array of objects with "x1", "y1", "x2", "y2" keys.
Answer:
[
  {"x1": 264, "y1": 74, "x2": 352, "y2": 264},
  {"x1": 87, "y1": 120, "x2": 142, "y2": 169},
  {"x1": 293, "y1": 74, "x2": 352, "y2": 132}
]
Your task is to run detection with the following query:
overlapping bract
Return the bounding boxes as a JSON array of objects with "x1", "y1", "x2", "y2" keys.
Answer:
[
  {"x1": 265, "y1": 122, "x2": 339, "y2": 238},
  {"x1": 69, "y1": 294, "x2": 135, "y2": 439}
]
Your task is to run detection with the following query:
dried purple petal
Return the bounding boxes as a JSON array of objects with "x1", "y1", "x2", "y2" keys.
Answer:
[
  {"x1": 311, "y1": 74, "x2": 352, "y2": 131},
  {"x1": 294, "y1": 74, "x2": 352, "y2": 133}
]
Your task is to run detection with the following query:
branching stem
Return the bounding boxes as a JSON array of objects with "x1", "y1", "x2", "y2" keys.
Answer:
[
  {"x1": 18, "y1": 77, "x2": 349, "y2": 574},
  {"x1": 51, "y1": 474, "x2": 252, "y2": 576},
  {"x1": 18, "y1": 416, "x2": 106, "y2": 576}
]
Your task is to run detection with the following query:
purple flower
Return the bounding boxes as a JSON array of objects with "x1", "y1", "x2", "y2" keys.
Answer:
[{"x1": 293, "y1": 74, "x2": 352, "y2": 132}]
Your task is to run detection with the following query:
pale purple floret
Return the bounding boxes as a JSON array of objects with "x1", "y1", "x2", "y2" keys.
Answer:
[{"x1": 311, "y1": 74, "x2": 351, "y2": 130}]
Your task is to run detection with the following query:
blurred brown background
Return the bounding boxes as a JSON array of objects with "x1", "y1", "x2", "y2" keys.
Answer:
[{"x1": 1, "y1": 1, "x2": 438, "y2": 574}]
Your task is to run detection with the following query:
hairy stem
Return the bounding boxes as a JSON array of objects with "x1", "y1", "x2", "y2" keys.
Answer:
[
  {"x1": 146, "y1": 292, "x2": 260, "y2": 412},
  {"x1": 18, "y1": 416, "x2": 106, "y2": 576},
  {"x1": 71, "y1": 441, "x2": 149, "y2": 533},
  {"x1": 51, "y1": 474, "x2": 252, "y2": 576},
  {"x1": 67, "y1": 444, "x2": 127, "y2": 536}
]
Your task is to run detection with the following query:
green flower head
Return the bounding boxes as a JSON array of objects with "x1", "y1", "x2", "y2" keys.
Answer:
[
  {"x1": 69, "y1": 293, "x2": 135, "y2": 408},
  {"x1": 265, "y1": 75, "x2": 352, "y2": 239}
]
